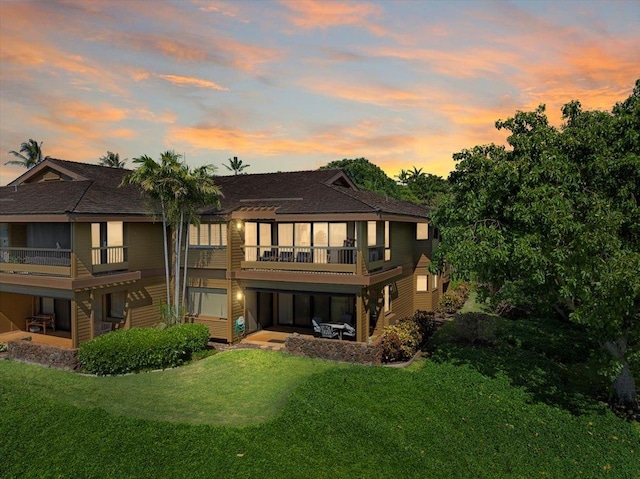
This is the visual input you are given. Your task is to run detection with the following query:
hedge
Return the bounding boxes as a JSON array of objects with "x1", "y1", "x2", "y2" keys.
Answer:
[
  {"x1": 379, "y1": 310, "x2": 436, "y2": 362},
  {"x1": 78, "y1": 323, "x2": 210, "y2": 375}
]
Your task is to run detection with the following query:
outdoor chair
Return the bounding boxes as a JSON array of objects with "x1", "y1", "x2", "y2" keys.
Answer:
[
  {"x1": 234, "y1": 316, "x2": 246, "y2": 337},
  {"x1": 312, "y1": 317, "x2": 323, "y2": 335},
  {"x1": 319, "y1": 323, "x2": 339, "y2": 339},
  {"x1": 342, "y1": 322, "x2": 356, "y2": 338}
]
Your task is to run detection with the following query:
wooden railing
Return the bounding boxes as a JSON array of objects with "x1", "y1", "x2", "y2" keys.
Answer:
[
  {"x1": 244, "y1": 245, "x2": 357, "y2": 265},
  {"x1": 0, "y1": 246, "x2": 71, "y2": 276},
  {"x1": 91, "y1": 245, "x2": 128, "y2": 265}
]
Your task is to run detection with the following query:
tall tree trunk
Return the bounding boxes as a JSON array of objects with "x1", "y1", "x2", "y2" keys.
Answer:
[
  {"x1": 181, "y1": 215, "x2": 190, "y2": 311},
  {"x1": 173, "y1": 211, "x2": 184, "y2": 323},
  {"x1": 161, "y1": 199, "x2": 171, "y2": 309},
  {"x1": 604, "y1": 336, "x2": 638, "y2": 409}
]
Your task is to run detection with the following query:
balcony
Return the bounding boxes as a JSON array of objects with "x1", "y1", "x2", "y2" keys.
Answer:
[
  {"x1": 0, "y1": 246, "x2": 71, "y2": 277},
  {"x1": 242, "y1": 245, "x2": 357, "y2": 274},
  {"x1": 91, "y1": 246, "x2": 129, "y2": 274}
]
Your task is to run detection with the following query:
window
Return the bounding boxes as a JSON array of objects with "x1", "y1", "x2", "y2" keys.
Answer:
[
  {"x1": 417, "y1": 223, "x2": 429, "y2": 240},
  {"x1": 368, "y1": 221, "x2": 378, "y2": 246},
  {"x1": 434, "y1": 274, "x2": 438, "y2": 290},
  {"x1": 384, "y1": 221, "x2": 391, "y2": 261},
  {"x1": 384, "y1": 285, "x2": 392, "y2": 314},
  {"x1": 106, "y1": 292, "x2": 126, "y2": 319},
  {"x1": 188, "y1": 288, "x2": 228, "y2": 319},
  {"x1": 189, "y1": 223, "x2": 227, "y2": 247},
  {"x1": 417, "y1": 275, "x2": 428, "y2": 292}
]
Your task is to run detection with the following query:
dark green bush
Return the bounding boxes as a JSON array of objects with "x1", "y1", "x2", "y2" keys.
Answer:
[
  {"x1": 380, "y1": 310, "x2": 436, "y2": 362},
  {"x1": 78, "y1": 323, "x2": 210, "y2": 375},
  {"x1": 453, "y1": 312, "x2": 497, "y2": 345}
]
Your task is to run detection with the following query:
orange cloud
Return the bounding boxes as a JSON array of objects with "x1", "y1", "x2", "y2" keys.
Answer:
[
  {"x1": 280, "y1": 0, "x2": 385, "y2": 35},
  {"x1": 299, "y1": 78, "x2": 430, "y2": 107},
  {"x1": 157, "y1": 74, "x2": 229, "y2": 91}
]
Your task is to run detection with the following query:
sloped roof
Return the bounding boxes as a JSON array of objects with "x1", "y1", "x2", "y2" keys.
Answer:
[
  {"x1": 207, "y1": 169, "x2": 429, "y2": 219},
  {"x1": 0, "y1": 158, "x2": 151, "y2": 216},
  {"x1": 1, "y1": 159, "x2": 430, "y2": 220}
]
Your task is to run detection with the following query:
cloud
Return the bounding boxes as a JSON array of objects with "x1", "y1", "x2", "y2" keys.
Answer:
[
  {"x1": 299, "y1": 78, "x2": 430, "y2": 108},
  {"x1": 280, "y1": 0, "x2": 386, "y2": 35},
  {"x1": 157, "y1": 74, "x2": 229, "y2": 91}
]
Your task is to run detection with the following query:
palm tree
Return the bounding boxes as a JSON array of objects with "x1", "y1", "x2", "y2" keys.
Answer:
[
  {"x1": 395, "y1": 169, "x2": 410, "y2": 185},
  {"x1": 6, "y1": 139, "x2": 44, "y2": 168},
  {"x1": 99, "y1": 151, "x2": 127, "y2": 168},
  {"x1": 122, "y1": 151, "x2": 221, "y2": 324},
  {"x1": 224, "y1": 156, "x2": 250, "y2": 175}
]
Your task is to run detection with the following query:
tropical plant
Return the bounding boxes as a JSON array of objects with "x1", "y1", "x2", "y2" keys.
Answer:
[
  {"x1": 122, "y1": 151, "x2": 222, "y2": 324},
  {"x1": 432, "y1": 79, "x2": 640, "y2": 408},
  {"x1": 6, "y1": 139, "x2": 44, "y2": 168},
  {"x1": 320, "y1": 158, "x2": 406, "y2": 199},
  {"x1": 224, "y1": 156, "x2": 250, "y2": 175},
  {"x1": 99, "y1": 151, "x2": 127, "y2": 168}
]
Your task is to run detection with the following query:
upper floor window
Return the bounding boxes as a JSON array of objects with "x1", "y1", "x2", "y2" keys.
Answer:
[
  {"x1": 189, "y1": 223, "x2": 227, "y2": 247},
  {"x1": 417, "y1": 275, "x2": 428, "y2": 292},
  {"x1": 417, "y1": 223, "x2": 429, "y2": 240},
  {"x1": 384, "y1": 221, "x2": 391, "y2": 261}
]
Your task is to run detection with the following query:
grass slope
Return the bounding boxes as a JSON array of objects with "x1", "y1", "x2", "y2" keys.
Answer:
[{"x1": 1, "y1": 347, "x2": 638, "y2": 478}]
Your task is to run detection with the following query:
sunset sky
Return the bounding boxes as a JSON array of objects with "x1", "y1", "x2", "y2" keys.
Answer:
[{"x1": 1, "y1": 0, "x2": 638, "y2": 185}]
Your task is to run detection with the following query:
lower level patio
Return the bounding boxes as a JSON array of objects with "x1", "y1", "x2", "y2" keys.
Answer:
[{"x1": 0, "y1": 330, "x2": 73, "y2": 349}]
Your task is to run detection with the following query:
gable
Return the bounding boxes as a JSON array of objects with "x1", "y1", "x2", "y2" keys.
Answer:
[{"x1": 23, "y1": 167, "x2": 75, "y2": 183}]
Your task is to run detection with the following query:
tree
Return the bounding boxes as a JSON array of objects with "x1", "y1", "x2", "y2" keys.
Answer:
[
  {"x1": 320, "y1": 158, "x2": 406, "y2": 199},
  {"x1": 403, "y1": 167, "x2": 450, "y2": 209},
  {"x1": 224, "y1": 156, "x2": 250, "y2": 175},
  {"x1": 433, "y1": 80, "x2": 640, "y2": 408},
  {"x1": 122, "y1": 151, "x2": 221, "y2": 324},
  {"x1": 99, "y1": 151, "x2": 127, "y2": 168},
  {"x1": 6, "y1": 139, "x2": 44, "y2": 168}
]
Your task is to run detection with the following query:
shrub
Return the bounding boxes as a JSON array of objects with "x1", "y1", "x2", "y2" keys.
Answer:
[
  {"x1": 78, "y1": 323, "x2": 210, "y2": 375},
  {"x1": 379, "y1": 310, "x2": 436, "y2": 362},
  {"x1": 454, "y1": 281, "x2": 472, "y2": 299},
  {"x1": 0, "y1": 341, "x2": 6, "y2": 353},
  {"x1": 453, "y1": 312, "x2": 497, "y2": 345},
  {"x1": 437, "y1": 290, "x2": 465, "y2": 314}
]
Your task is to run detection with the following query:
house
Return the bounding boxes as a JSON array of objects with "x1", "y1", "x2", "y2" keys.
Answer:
[
  {"x1": 184, "y1": 169, "x2": 447, "y2": 343},
  {"x1": 0, "y1": 159, "x2": 166, "y2": 347},
  {"x1": 0, "y1": 159, "x2": 447, "y2": 347}
]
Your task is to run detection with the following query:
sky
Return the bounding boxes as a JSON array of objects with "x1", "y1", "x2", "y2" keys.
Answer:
[{"x1": 1, "y1": 0, "x2": 638, "y2": 186}]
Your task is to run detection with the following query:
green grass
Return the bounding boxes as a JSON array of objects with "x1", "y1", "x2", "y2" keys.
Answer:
[
  {"x1": 1, "y1": 346, "x2": 638, "y2": 478},
  {"x1": 0, "y1": 350, "x2": 338, "y2": 426}
]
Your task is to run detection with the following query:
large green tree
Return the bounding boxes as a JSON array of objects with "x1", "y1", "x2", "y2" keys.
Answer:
[
  {"x1": 433, "y1": 80, "x2": 640, "y2": 407},
  {"x1": 123, "y1": 152, "x2": 221, "y2": 324},
  {"x1": 320, "y1": 158, "x2": 406, "y2": 199},
  {"x1": 6, "y1": 139, "x2": 44, "y2": 168}
]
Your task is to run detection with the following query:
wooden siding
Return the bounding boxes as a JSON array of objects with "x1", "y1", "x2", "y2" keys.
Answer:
[
  {"x1": 128, "y1": 277, "x2": 166, "y2": 329},
  {"x1": 229, "y1": 221, "x2": 243, "y2": 271},
  {"x1": 185, "y1": 248, "x2": 227, "y2": 269},
  {"x1": 388, "y1": 222, "x2": 414, "y2": 268},
  {"x1": 0, "y1": 292, "x2": 32, "y2": 333},
  {"x1": 193, "y1": 318, "x2": 228, "y2": 339},
  {"x1": 390, "y1": 274, "x2": 414, "y2": 320},
  {"x1": 73, "y1": 223, "x2": 92, "y2": 278},
  {"x1": 128, "y1": 223, "x2": 165, "y2": 270},
  {"x1": 75, "y1": 291, "x2": 92, "y2": 345}
]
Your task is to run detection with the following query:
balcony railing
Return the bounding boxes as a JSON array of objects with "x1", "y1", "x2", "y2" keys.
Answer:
[
  {"x1": 91, "y1": 246, "x2": 129, "y2": 274},
  {"x1": 0, "y1": 246, "x2": 72, "y2": 276},
  {"x1": 91, "y1": 245, "x2": 128, "y2": 265},
  {"x1": 244, "y1": 245, "x2": 357, "y2": 265}
]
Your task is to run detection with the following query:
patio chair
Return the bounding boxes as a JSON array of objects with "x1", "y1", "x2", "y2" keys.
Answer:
[
  {"x1": 234, "y1": 316, "x2": 246, "y2": 337},
  {"x1": 342, "y1": 322, "x2": 356, "y2": 338},
  {"x1": 319, "y1": 323, "x2": 339, "y2": 339},
  {"x1": 312, "y1": 317, "x2": 323, "y2": 335}
]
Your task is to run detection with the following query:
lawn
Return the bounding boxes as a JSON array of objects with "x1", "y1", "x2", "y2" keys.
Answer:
[{"x1": 1, "y1": 327, "x2": 638, "y2": 478}]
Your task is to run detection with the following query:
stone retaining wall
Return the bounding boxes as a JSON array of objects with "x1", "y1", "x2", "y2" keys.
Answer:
[
  {"x1": 7, "y1": 340, "x2": 79, "y2": 370},
  {"x1": 285, "y1": 335, "x2": 382, "y2": 365}
]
